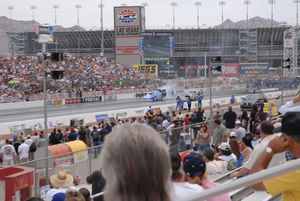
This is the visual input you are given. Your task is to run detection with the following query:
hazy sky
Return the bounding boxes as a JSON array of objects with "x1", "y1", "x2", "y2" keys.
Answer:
[{"x1": 0, "y1": 0, "x2": 297, "y2": 29}]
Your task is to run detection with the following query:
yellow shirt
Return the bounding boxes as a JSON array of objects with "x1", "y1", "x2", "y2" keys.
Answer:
[
  {"x1": 271, "y1": 106, "x2": 278, "y2": 116},
  {"x1": 263, "y1": 169, "x2": 300, "y2": 201}
]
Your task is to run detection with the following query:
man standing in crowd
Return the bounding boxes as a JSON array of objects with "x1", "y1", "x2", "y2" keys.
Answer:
[
  {"x1": 251, "y1": 112, "x2": 300, "y2": 201},
  {"x1": 233, "y1": 120, "x2": 246, "y2": 141},
  {"x1": 223, "y1": 106, "x2": 237, "y2": 129},
  {"x1": 186, "y1": 96, "x2": 192, "y2": 112},
  {"x1": 0, "y1": 139, "x2": 16, "y2": 165},
  {"x1": 211, "y1": 119, "x2": 227, "y2": 147},
  {"x1": 18, "y1": 139, "x2": 29, "y2": 162},
  {"x1": 91, "y1": 126, "x2": 100, "y2": 158}
]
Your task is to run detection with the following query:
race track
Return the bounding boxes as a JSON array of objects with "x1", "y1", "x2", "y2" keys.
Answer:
[{"x1": 0, "y1": 91, "x2": 243, "y2": 123}]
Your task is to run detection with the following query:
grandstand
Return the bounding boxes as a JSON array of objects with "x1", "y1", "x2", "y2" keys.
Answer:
[{"x1": 8, "y1": 27, "x2": 290, "y2": 68}]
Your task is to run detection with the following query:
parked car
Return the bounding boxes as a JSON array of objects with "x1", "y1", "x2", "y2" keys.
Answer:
[{"x1": 240, "y1": 93, "x2": 268, "y2": 111}]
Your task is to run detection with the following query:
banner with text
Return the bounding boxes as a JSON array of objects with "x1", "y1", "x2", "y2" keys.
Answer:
[
  {"x1": 132, "y1": 64, "x2": 158, "y2": 77},
  {"x1": 239, "y1": 63, "x2": 269, "y2": 77}
]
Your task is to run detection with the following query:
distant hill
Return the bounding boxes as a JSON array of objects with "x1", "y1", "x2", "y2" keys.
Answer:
[
  {"x1": 214, "y1": 16, "x2": 284, "y2": 29},
  {"x1": 0, "y1": 16, "x2": 85, "y2": 55}
]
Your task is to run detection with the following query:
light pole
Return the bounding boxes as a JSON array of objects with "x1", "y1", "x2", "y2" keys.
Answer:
[
  {"x1": 219, "y1": 1, "x2": 226, "y2": 24},
  {"x1": 53, "y1": 5, "x2": 59, "y2": 25},
  {"x1": 269, "y1": 0, "x2": 275, "y2": 68},
  {"x1": 294, "y1": 0, "x2": 300, "y2": 27},
  {"x1": 171, "y1": 2, "x2": 178, "y2": 29},
  {"x1": 30, "y1": 5, "x2": 37, "y2": 30},
  {"x1": 243, "y1": 0, "x2": 250, "y2": 28},
  {"x1": 98, "y1": 1, "x2": 104, "y2": 57},
  {"x1": 8, "y1": 6, "x2": 14, "y2": 32},
  {"x1": 194, "y1": 2, "x2": 201, "y2": 29},
  {"x1": 142, "y1": 3, "x2": 149, "y2": 28},
  {"x1": 75, "y1": 4, "x2": 82, "y2": 29}
]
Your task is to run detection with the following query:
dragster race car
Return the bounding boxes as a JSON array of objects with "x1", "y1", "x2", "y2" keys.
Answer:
[{"x1": 141, "y1": 90, "x2": 166, "y2": 101}]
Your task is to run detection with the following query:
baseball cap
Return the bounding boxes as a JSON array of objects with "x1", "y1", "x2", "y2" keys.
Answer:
[
  {"x1": 230, "y1": 131, "x2": 237, "y2": 138},
  {"x1": 183, "y1": 152, "x2": 206, "y2": 177},
  {"x1": 52, "y1": 192, "x2": 66, "y2": 201},
  {"x1": 218, "y1": 142, "x2": 231, "y2": 151},
  {"x1": 235, "y1": 120, "x2": 242, "y2": 125},
  {"x1": 282, "y1": 112, "x2": 300, "y2": 136}
]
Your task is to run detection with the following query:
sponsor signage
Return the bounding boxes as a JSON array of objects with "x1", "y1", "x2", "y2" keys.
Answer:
[
  {"x1": 179, "y1": 65, "x2": 208, "y2": 69},
  {"x1": 222, "y1": 63, "x2": 239, "y2": 77},
  {"x1": 284, "y1": 29, "x2": 294, "y2": 48},
  {"x1": 132, "y1": 64, "x2": 158, "y2": 77},
  {"x1": 38, "y1": 26, "x2": 53, "y2": 43},
  {"x1": 116, "y1": 46, "x2": 139, "y2": 55},
  {"x1": 95, "y1": 114, "x2": 109, "y2": 122},
  {"x1": 135, "y1": 92, "x2": 147, "y2": 98},
  {"x1": 239, "y1": 63, "x2": 269, "y2": 77},
  {"x1": 81, "y1": 96, "x2": 102, "y2": 103},
  {"x1": 114, "y1": 7, "x2": 141, "y2": 27},
  {"x1": 117, "y1": 112, "x2": 128, "y2": 118}
]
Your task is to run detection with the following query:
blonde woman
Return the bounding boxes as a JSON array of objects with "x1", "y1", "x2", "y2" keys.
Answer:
[{"x1": 100, "y1": 123, "x2": 173, "y2": 201}]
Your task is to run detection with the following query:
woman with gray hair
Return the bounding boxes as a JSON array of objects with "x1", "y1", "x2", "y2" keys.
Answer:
[{"x1": 99, "y1": 123, "x2": 173, "y2": 201}]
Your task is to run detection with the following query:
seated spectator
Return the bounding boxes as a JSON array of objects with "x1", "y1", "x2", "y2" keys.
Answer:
[
  {"x1": 170, "y1": 150, "x2": 203, "y2": 201},
  {"x1": 65, "y1": 189, "x2": 85, "y2": 201},
  {"x1": 232, "y1": 120, "x2": 285, "y2": 178},
  {"x1": 279, "y1": 93, "x2": 300, "y2": 114},
  {"x1": 79, "y1": 188, "x2": 91, "y2": 201},
  {"x1": 46, "y1": 170, "x2": 74, "y2": 201},
  {"x1": 215, "y1": 142, "x2": 237, "y2": 163},
  {"x1": 239, "y1": 135, "x2": 254, "y2": 164},
  {"x1": 251, "y1": 112, "x2": 300, "y2": 201},
  {"x1": 99, "y1": 123, "x2": 172, "y2": 201},
  {"x1": 203, "y1": 147, "x2": 227, "y2": 180},
  {"x1": 183, "y1": 152, "x2": 231, "y2": 201},
  {"x1": 230, "y1": 138, "x2": 245, "y2": 169}
]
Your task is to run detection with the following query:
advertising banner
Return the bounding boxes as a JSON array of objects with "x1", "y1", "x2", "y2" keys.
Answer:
[
  {"x1": 132, "y1": 64, "x2": 158, "y2": 77},
  {"x1": 222, "y1": 63, "x2": 239, "y2": 77},
  {"x1": 116, "y1": 46, "x2": 139, "y2": 55},
  {"x1": 81, "y1": 96, "x2": 102, "y2": 103},
  {"x1": 284, "y1": 29, "x2": 294, "y2": 48},
  {"x1": 95, "y1": 114, "x2": 109, "y2": 122},
  {"x1": 239, "y1": 63, "x2": 269, "y2": 77}
]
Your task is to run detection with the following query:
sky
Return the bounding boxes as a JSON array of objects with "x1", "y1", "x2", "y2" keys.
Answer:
[{"x1": 0, "y1": 0, "x2": 298, "y2": 30}]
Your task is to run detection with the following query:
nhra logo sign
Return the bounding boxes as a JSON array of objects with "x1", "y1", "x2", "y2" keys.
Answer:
[{"x1": 118, "y1": 9, "x2": 137, "y2": 24}]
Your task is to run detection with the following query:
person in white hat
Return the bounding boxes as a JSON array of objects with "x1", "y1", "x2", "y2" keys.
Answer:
[
  {"x1": 46, "y1": 170, "x2": 74, "y2": 201},
  {"x1": 216, "y1": 142, "x2": 237, "y2": 163}
]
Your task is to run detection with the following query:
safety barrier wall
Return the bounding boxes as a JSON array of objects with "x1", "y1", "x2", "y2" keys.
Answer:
[{"x1": 0, "y1": 89, "x2": 297, "y2": 137}]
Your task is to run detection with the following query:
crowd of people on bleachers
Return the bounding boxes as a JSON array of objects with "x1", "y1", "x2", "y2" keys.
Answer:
[
  {"x1": 2, "y1": 92, "x2": 300, "y2": 201},
  {"x1": 0, "y1": 55, "x2": 163, "y2": 103}
]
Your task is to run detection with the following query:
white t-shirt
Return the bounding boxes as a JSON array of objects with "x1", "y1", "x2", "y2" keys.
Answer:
[
  {"x1": 18, "y1": 143, "x2": 30, "y2": 159},
  {"x1": 0, "y1": 144, "x2": 16, "y2": 160},
  {"x1": 25, "y1": 138, "x2": 33, "y2": 146},
  {"x1": 206, "y1": 160, "x2": 228, "y2": 180},
  {"x1": 172, "y1": 182, "x2": 203, "y2": 201},
  {"x1": 218, "y1": 153, "x2": 237, "y2": 162},
  {"x1": 162, "y1": 120, "x2": 170, "y2": 129},
  {"x1": 244, "y1": 134, "x2": 285, "y2": 169}
]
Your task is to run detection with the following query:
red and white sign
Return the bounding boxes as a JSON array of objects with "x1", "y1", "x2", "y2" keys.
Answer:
[
  {"x1": 116, "y1": 46, "x2": 139, "y2": 55},
  {"x1": 222, "y1": 63, "x2": 239, "y2": 77}
]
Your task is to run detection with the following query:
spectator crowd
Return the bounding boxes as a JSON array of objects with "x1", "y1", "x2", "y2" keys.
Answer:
[{"x1": 0, "y1": 55, "x2": 163, "y2": 103}]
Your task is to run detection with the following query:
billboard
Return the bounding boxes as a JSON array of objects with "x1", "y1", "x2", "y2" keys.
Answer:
[
  {"x1": 239, "y1": 63, "x2": 269, "y2": 77},
  {"x1": 132, "y1": 64, "x2": 158, "y2": 77},
  {"x1": 139, "y1": 32, "x2": 174, "y2": 57},
  {"x1": 284, "y1": 29, "x2": 294, "y2": 48},
  {"x1": 222, "y1": 63, "x2": 239, "y2": 77}
]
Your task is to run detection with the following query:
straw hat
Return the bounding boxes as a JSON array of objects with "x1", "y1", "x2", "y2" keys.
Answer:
[{"x1": 50, "y1": 171, "x2": 74, "y2": 188}]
